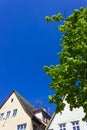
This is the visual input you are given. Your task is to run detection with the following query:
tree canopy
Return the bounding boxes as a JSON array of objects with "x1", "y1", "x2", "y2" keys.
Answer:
[{"x1": 44, "y1": 7, "x2": 87, "y2": 120}]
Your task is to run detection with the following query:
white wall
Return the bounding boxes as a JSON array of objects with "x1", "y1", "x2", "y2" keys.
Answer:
[{"x1": 49, "y1": 103, "x2": 87, "y2": 130}]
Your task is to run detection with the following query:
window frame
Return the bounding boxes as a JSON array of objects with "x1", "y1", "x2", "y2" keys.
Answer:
[
  {"x1": 13, "y1": 109, "x2": 17, "y2": 117},
  {"x1": 58, "y1": 123, "x2": 66, "y2": 130},
  {"x1": 11, "y1": 98, "x2": 14, "y2": 102},
  {"x1": 0, "y1": 113, "x2": 4, "y2": 120},
  {"x1": 6, "y1": 111, "x2": 11, "y2": 119},
  {"x1": 17, "y1": 123, "x2": 27, "y2": 130},
  {"x1": 43, "y1": 115, "x2": 46, "y2": 122},
  {"x1": 71, "y1": 121, "x2": 80, "y2": 130}
]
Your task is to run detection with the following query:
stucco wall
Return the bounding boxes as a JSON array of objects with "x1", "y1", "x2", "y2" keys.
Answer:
[{"x1": 48, "y1": 103, "x2": 87, "y2": 130}]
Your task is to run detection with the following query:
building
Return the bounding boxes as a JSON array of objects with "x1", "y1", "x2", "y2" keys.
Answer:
[
  {"x1": 0, "y1": 90, "x2": 51, "y2": 130},
  {"x1": 46, "y1": 102, "x2": 87, "y2": 130}
]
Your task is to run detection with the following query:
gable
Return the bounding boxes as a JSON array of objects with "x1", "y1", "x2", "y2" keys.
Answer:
[
  {"x1": 0, "y1": 92, "x2": 28, "y2": 118},
  {"x1": 0, "y1": 92, "x2": 35, "y2": 130},
  {"x1": 0, "y1": 90, "x2": 47, "y2": 129}
]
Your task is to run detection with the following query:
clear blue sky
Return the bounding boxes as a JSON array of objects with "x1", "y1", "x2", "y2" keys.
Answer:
[{"x1": 0, "y1": 0, "x2": 86, "y2": 114}]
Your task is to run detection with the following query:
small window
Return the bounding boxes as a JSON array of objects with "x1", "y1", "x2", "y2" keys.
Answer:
[
  {"x1": 17, "y1": 123, "x2": 27, "y2": 130},
  {"x1": 0, "y1": 113, "x2": 4, "y2": 120},
  {"x1": 11, "y1": 98, "x2": 14, "y2": 102},
  {"x1": 13, "y1": 109, "x2": 17, "y2": 117},
  {"x1": 72, "y1": 121, "x2": 80, "y2": 130},
  {"x1": 86, "y1": 120, "x2": 87, "y2": 125},
  {"x1": 59, "y1": 123, "x2": 66, "y2": 130},
  {"x1": 43, "y1": 114, "x2": 46, "y2": 122},
  {"x1": 6, "y1": 111, "x2": 11, "y2": 119}
]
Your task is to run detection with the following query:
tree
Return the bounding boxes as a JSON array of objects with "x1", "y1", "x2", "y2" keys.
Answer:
[{"x1": 44, "y1": 7, "x2": 87, "y2": 120}]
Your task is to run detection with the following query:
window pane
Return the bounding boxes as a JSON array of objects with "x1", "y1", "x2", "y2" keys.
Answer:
[
  {"x1": 17, "y1": 123, "x2": 27, "y2": 130},
  {"x1": 77, "y1": 126, "x2": 80, "y2": 130},
  {"x1": 76, "y1": 121, "x2": 79, "y2": 125},
  {"x1": 11, "y1": 98, "x2": 14, "y2": 102},
  {"x1": 0, "y1": 113, "x2": 4, "y2": 120},
  {"x1": 13, "y1": 109, "x2": 17, "y2": 117},
  {"x1": 73, "y1": 127, "x2": 76, "y2": 130},
  {"x1": 72, "y1": 121, "x2": 80, "y2": 130},
  {"x1": 60, "y1": 125, "x2": 62, "y2": 128},
  {"x1": 6, "y1": 111, "x2": 11, "y2": 119},
  {"x1": 59, "y1": 123, "x2": 66, "y2": 130},
  {"x1": 72, "y1": 122, "x2": 75, "y2": 125},
  {"x1": 23, "y1": 124, "x2": 26, "y2": 128}
]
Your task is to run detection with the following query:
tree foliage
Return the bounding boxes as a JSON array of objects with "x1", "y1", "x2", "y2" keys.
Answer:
[{"x1": 44, "y1": 7, "x2": 87, "y2": 120}]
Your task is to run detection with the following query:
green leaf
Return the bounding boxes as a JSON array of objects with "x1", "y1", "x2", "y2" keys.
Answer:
[{"x1": 44, "y1": 7, "x2": 87, "y2": 120}]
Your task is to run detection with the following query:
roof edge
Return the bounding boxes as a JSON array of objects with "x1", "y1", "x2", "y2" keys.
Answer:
[{"x1": 0, "y1": 90, "x2": 15, "y2": 109}]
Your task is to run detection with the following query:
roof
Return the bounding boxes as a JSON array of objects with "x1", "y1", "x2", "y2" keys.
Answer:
[
  {"x1": 14, "y1": 90, "x2": 37, "y2": 116},
  {"x1": 0, "y1": 90, "x2": 46, "y2": 127}
]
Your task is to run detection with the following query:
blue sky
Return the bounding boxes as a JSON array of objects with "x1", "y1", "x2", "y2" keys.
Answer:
[{"x1": 0, "y1": 0, "x2": 86, "y2": 114}]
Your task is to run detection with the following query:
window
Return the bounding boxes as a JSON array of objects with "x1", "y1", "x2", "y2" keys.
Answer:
[
  {"x1": 43, "y1": 114, "x2": 46, "y2": 122},
  {"x1": 86, "y1": 120, "x2": 87, "y2": 125},
  {"x1": 17, "y1": 123, "x2": 27, "y2": 130},
  {"x1": 59, "y1": 123, "x2": 66, "y2": 130},
  {"x1": 13, "y1": 109, "x2": 17, "y2": 117},
  {"x1": 11, "y1": 98, "x2": 14, "y2": 102},
  {"x1": 6, "y1": 111, "x2": 11, "y2": 119},
  {"x1": 72, "y1": 121, "x2": 80, "y2": 130},
  {"x1": 33, "y1": 124, "x2": 37, "y2": 130},
  {"x1": 0, "y1": 113, "x2": 4, "y2": 120}
]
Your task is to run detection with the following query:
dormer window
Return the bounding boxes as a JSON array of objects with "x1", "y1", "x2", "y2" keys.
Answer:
[{"x1": 86, "y1": 120, "x2": 87, "y2": 125}]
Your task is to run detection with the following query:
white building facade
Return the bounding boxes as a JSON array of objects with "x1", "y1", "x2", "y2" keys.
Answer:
[{"x1": 46, "y1": 102, "x2": 87, "y2": 130}]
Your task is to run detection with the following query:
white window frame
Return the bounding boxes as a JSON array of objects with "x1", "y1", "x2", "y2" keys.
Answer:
[
  {"x1": 71, "y1": 121, "x2": 80, "y2": 130},
  {"x1": 17, "y1": 123, "x2": 27, "y2": 130},
  {"x1": 6, "y1": 111, "x2": 11, "y2": 119},
  {"x1": 11, "y1": 98, "x2": 14, "y2": 102},
  {"x1": 13, "y1": 109, "x2": 17, "y2": 117},
  {"x1": 86, "y1": 120, "x2": 87, "y2": 125},
  {"x1": 43, "y1": 114, "x2": 46, "y2": 123},
  {"x1": 59, "y1": 123, "x2": 66, "y2": 130},
  {"x1": 0, "y1": 113, "x2": 4, "y2": 120}
]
